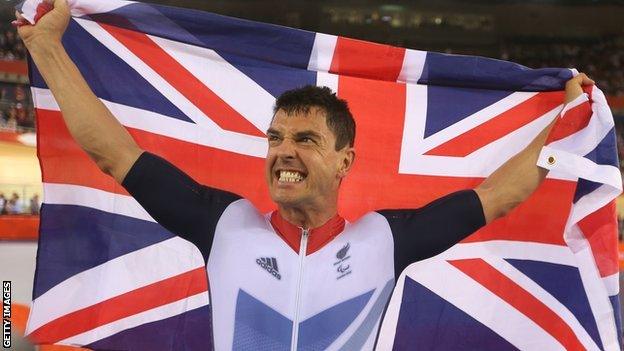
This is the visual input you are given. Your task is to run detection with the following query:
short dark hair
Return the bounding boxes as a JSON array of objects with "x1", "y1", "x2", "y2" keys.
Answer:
[{"x1": 273, "y1": 85, "x2": 356, "y2": 150}]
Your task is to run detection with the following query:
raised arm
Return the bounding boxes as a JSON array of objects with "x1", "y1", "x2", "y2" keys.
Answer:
[
  {"x1": 16, "y1": 0, "x2": 142, "y2": 183},
  {"x1": 474, "y1": 73, "x2": 594, "y2": 224}
]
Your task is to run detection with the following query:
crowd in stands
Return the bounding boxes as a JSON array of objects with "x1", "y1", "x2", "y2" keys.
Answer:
[
  {"x1": 0, "y1": 82, "x2": 35, "y2": 132},
  {"x1": 500, "y1": 36, "x2": 624, "y2": 97},
  {"x1": 0, "y1": 26, "x2": 35, "y2": 132},
  {"x1": 0, "y1": 192, "x2": 39, "y2": 215},
  {"x1": 0, "y1": 26, "x2": 623, "y2": 218},
  {"x1": 0, "y1": 25, "x2": 26, "y2": 61}
]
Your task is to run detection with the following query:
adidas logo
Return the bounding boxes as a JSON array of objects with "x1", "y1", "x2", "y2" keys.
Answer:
[{"x1": 256, "y1": 257, "x2": 281, "y2": 280}]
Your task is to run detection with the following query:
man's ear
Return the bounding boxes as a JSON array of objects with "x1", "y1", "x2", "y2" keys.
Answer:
[{"x1": 338, "y1": 147, "x2": 355, "y2": 178}]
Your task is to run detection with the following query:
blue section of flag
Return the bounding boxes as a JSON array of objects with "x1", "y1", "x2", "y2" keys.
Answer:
[
  {"x1": 233, "y1": 289, "x2": 292, "y2": 351},
  {"x1": 152, "y1": 4, "x2": 316, "y2": 70},
  {"x1": 609, "y1": 295, "x2": 623, "y2": 349},
  {"x1": 86, "y1": 305, "x2": 212, "y2": 351},
  {"x1": 298, "y1": 289, "x2": 373, "y2": 350},
  {"x1": 155, "y1": 5, "x2": 316, "y2": 97},
  {"x1": 100, "y1": 2, "x2": 317, "y2": 97},
  {"x1": 572, "y1": 128, "x2": 618, "y2": 203},
  {"x1": 89, "y1": 3, "x2": 317, "y2": 97},
  {"x1": 506, "y1": 259, "x2": 603, "y2": 349},
  {"x1": 88, "y1": 3, "x2": 206, "y2": 47},
  {"x1": 393, "y1": 277, "x2": 518, "y2": 350},
  {"x1": 421, "y1": 52, "x2": 573, "y2": 91},
  {"x1": 29, "y1": 19, "x2": 193, "y2": 123},
  {"x1": 33, "y1": 204, "x2": 174, "y2": 299},
  {"x1": 584, "y1": 127, "x2": 619, "y2": 168},
  {"x1": 573, "y1": 179, "x2": 603, "y2": 203},
  {"x1": 217, "y1": 55, "x2": 316, "y2": 98},
  {"x1": 425, "y1": 86, "x2": 511, "y2": 137}
]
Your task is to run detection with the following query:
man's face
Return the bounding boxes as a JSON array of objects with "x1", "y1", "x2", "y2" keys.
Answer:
[{"x1": 265, "y1": 107, "x2": 354, "y2": 208}]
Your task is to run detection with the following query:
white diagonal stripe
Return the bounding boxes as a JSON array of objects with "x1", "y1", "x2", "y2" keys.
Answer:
[
  {"x1": 73, "y1": 18, "x2": 222, "y2": 131},
  {"x1": 435, "y1": 241, "x2": 575, "y2": 266},
  {"x1": 26, "y1": 237, "x2": 205, "y2": 334},
  {"x1": 58, "y1": 292, "x2": 209, "y2": 346},
  {"x1": 44, "y1": 183, "x2": 154, "y2": 222},
  {"x1": 388, "y1": 260, "x2": 564, "y2": 350},
  {"x1": 308, "y1": 33, "x2": 338, "y2": 72},
  {"x1": 397, "y1": 49, "x2": 427, "y2": 83},
  {"x1": 149, "y1": 34, "x2": 276, "y2": 134},
  {"x1": 484, "y1": 256, "x2": 600, "y2": 350},
  {"x1": 32, "y1": 87, "x2": 268, "y2": 158}
]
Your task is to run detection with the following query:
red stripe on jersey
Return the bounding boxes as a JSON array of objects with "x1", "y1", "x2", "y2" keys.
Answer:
[
  {"x1": 578, "y1": 200, "x2": 619, "y2": 277},
  {"x1": 99, "y1": 23, "x2": 265, "y2": 137},
  {"x1": 546, "y1": 101, "x2": 592, "y2": 144},
  {"x1": 330, "y1": 37, "x2": 405, "y2": 82},
  {"x1": 425, "y1": 91, "x2": 564, "y2": 157},
  {"x1": 450, "y1": 259, "x2": 586, "y2": 350},
  {"x1": 28, "y1": 267, "x2": 207, "y2": 344}
]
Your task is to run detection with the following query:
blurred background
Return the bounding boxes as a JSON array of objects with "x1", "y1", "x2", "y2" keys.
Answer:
[{"x1": 0, "y1": 0, "x2": 623, "y2": 349}]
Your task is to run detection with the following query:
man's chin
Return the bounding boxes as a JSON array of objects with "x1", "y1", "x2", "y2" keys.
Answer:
[{"x1": 270, "y1": 192, "x2": 306, "y2": 208}]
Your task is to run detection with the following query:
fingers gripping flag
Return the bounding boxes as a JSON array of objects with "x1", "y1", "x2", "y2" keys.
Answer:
[{"x1": 19, "y1": 0, "x2": 622, "y2": 350}]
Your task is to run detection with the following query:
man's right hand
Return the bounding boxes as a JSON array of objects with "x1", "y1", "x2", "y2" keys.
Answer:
[
  {"x1": 15, "y1": 0, "x2": 70, "y2": 48},
  {"x1": 15, "y1": 0, "x2": 143, "y2": 184}
]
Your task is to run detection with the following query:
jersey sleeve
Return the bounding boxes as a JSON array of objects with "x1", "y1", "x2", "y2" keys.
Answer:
[
  {"x1": 377, "y1": 189, "x2": 486, "y2": 275},
  {"x1": 122, "y1": 152, "x2": 242, "y2": 262}
]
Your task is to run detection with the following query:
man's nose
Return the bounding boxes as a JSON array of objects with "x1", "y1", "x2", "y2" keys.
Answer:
[{"x1": 275, "y1": 138, "x2": 297, "y2": 159}]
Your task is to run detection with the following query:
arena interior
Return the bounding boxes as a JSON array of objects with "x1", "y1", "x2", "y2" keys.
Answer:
[{"x1": 1, "y1": 0, "x2": 624, "y2": 349}]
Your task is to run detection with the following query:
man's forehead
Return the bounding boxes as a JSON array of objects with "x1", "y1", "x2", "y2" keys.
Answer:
[{"x1": 270, "y1": 107, "x2": 328, "y2": 130}]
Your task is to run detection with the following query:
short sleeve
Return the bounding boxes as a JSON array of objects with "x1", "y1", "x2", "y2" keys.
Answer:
[
  {"x1": 122, "y1": 152, "x2": 241, "y2": 261},
  {"x1": 377, "y1": 190, "x2": 486, "y2": 276}
]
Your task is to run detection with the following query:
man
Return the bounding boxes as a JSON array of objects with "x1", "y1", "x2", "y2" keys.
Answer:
[{"x1": 16, "y1": 1, "x2": 594, "y2": 350}]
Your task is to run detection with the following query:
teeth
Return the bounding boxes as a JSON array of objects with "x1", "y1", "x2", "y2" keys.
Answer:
[{"x1": 279, "y1": 171, "x2": 304, "y2": 183}]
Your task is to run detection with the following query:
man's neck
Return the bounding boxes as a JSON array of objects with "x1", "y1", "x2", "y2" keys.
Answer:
[{"x1": 277, "y1": 203, "x2": 338, "y2": 230}]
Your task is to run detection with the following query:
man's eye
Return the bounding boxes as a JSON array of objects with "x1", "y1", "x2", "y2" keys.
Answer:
[
  {"x1": 268, "y1": 135, "x2": 279, "y2": 141},
  {"x1": 300, "y1": 137, "x2": 313, "y2": 143}
]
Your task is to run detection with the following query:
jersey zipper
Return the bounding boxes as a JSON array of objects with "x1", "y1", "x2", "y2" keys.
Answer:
[{"x1": 290, "y1": 228, "x2": 309, "y2": 351}]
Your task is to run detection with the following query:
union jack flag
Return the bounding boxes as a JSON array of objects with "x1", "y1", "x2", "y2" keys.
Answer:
[{"x1": 19, "y1": 0, "x2": 622, "y2": 349}]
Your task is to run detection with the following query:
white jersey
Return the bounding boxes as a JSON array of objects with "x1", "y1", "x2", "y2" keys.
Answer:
[
  {"x1": 208, "y1": 200, "x2": 394, "y2": 350},
  {"x1": 123, "y1": 152, "x2": 485, "y2": 350}
]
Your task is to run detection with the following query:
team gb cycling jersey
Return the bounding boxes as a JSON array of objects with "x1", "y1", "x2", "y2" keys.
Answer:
[{"x1": 123, "y1": 152, "x2": 485, "y2": 350}]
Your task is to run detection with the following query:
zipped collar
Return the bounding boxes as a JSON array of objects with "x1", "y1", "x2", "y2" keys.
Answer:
[{"x1": 270, "y1": 211, "x2": 346, "y2": 255}]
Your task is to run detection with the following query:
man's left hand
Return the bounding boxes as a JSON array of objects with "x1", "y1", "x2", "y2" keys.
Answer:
[{"x1": 565, "y1": 72, "x2": 595, "y2": 104}]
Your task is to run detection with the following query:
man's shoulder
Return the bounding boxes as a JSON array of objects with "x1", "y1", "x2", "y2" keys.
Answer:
[
  {"x1": 347, "y1": 211, "x2": 394, "y2": 231},
  {"x1": 218, "y1": 198, "x2": 268, "y2": 228}
]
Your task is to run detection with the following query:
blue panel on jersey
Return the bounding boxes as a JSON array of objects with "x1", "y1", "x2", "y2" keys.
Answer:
[
  {"x1": 425, "y1": 86, "x2": 511, "y2": 137},
  {"x1": 393, "y1": 277, "x2": 517, "y2": 350},
  {"x1": 233, "y1": 289, "x2": 292, "y2": 351},
  {"x1": 33, "y1": 204, "x2": 174, "y2": 300},
  {"x1": 421, "y1": 52, "x2": 573, "y2": 92},
  {"x1": 339, "y1": 279, "x2": 395, "y2": 350},
  {"x1": 506, "y1": 259, "x2": 603, "y2": 349},
  {"x1": 86, "y1": 305, "x2": 212, "y2": 351},
  {"x1": 298, "y1": 289, "x2": 373, "y2": 350},
  {"x1": 610, "y1": 295, "x2": 623, "y2": 349},
  {"x1": 29, "y1": 19, "x2": 192, "y2": 123}
]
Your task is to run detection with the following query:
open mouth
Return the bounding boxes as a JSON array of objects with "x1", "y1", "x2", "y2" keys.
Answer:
[{"x1": 275, "y1": 170, "x2": 307, "y2": 183}]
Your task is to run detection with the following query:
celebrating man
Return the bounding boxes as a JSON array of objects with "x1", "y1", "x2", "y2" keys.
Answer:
[{"x1": 17, "y1": 1, "x2": 594, "y2": 350}]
